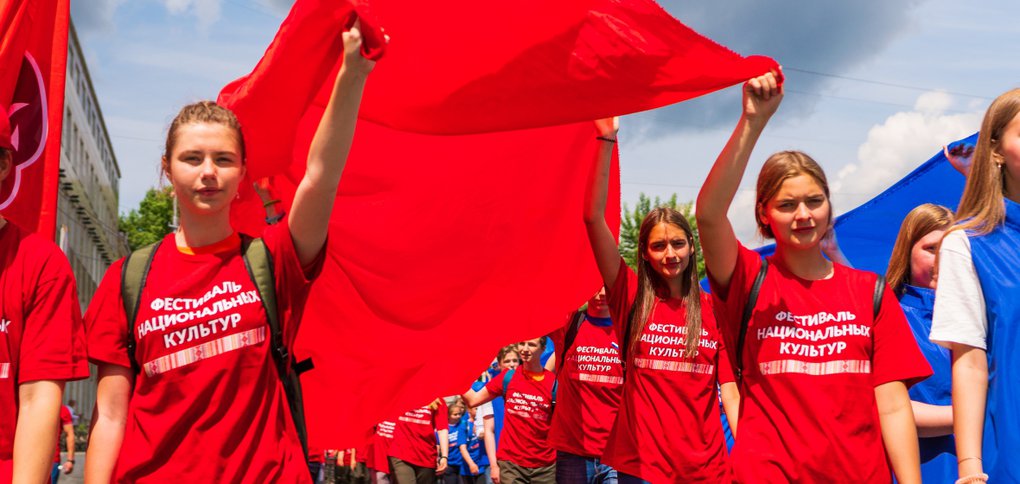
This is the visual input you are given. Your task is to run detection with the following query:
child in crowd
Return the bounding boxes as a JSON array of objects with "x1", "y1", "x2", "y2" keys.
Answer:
[
  {"x1": 84, "y1": 21, "x2": 378, "y2": 483},
  {"x1": 696, "y1": 70, "x2": 930, "y2": 483},
  {"x1": 548, "y1": 289, "x2": 623, "y2": 483},
  {"x1": 388, "y1": 398, "x2": 450, "y2": 484},
  {"x1": 0, "y1": 109, "x2": 88, "y2": 482},
  {"x1": 886, "y1": 204, "x2": 957, "y2": 483},
  {"x1": 585, "y1": 117, "x2": 737, "y2": 483},
  {"x1": 463, "y1": 338, "x2": 557, "y2": 484},
  {"x1": 931, "y1": 88, "x2": 1020, "y2": 483}
]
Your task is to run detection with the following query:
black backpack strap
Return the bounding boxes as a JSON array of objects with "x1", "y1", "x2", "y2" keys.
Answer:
[
  {"x1": 736, "y1": 259, "x2": 769, "y2": 384},
  {"x1": 240, "y1": 235, "x2": 312, "y2": 460},
  {"x1": 121, "y1": 240, "x2": 163, "y2": 375},
  {"x1": 557, "y1": 310, "x2": 586, "y2": 368},
  {"x1": 873, "y1": 274, "x2": 886, "y2": 320},
  {"x1": 621, "y1": 313, "x2": 634, "y2": 374}
]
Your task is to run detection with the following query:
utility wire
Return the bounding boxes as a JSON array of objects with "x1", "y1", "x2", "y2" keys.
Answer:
[{"x1": 784, "y1": 66, "x2": 994, "y2": 101}]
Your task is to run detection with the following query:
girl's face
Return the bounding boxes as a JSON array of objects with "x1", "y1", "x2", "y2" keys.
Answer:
[
  {"x1": 761, "y1": 174, "x2": 831, "y2": 250},
  {"x1": 500, "y1": 352, "x2": 520, "y2": 371},
  {"x1": 642, "y1": 223, "x2": 692, "y2": 281},
  {"x1": 449, "y1": 406, "x2": 465, "y2": 424},
  {"x1": 165, "y1": 122, "x2": 245, "y2": 216},
  {"x1": 909, "y1": 229, "x2": 945, "y2": 289},
  {"x1": 586, "y1": 288, "x2": 610, "y2": 316},
  {"x1": 995, "y1": 111, "x2": 1020, "y2": 199}
]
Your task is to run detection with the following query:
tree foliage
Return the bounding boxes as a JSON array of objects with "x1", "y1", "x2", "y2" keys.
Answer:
[
  {"x1": 618, "y1": 193, "x2": 705, "y2": 277},
  {"x1": 119, "y1": 186, "x2": 175, "y2": 251}
]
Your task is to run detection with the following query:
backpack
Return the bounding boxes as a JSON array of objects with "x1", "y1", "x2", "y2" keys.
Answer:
[
  {"x1": 121, "y1": 235, "x2": 314, "y2": 460},
  {"x1": 556, "y1": 310, "x2": 587, "y2": 368},
  {"x1": 501, "y1": 368, "x2": 558, "y2": 412},
  {"x1": 734, "y1": 259, "x2": 886, "y2": 383}
]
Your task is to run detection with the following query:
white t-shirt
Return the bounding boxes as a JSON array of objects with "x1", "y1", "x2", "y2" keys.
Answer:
[
  {"x1": 474, "y1": 401, "x2": 493, "y2": 437},
  {"x1": 930, "y1": 230, "x2": 988, "y2": 350}
]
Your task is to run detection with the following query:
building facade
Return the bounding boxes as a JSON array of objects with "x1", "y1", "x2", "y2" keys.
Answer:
[{"x1": 58, "y1": 21, "x2": 128, "y2": 421}]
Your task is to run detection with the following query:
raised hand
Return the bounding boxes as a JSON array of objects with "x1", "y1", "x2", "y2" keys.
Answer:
[
  {"x1": 743, "y1": 70, "x2": 783, "y2": 126},
  {"x1": 342, "y1": 20, "x2": 379, "y2": 76},
  {"x1": 594, "y1": 117, "x2": 619, "y2": 140}
]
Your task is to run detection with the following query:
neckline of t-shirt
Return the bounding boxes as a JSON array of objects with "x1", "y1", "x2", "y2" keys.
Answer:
[
  {"x1": 899, "y1": 284, "x2": 935, "y2": 310},
  {"x1": 171, "y1": 232, "x2": 241, "y2": 256},
  {"x1": 584, "y1": 314, "x2": 613, "y2": 327},
  {"x1": 767, "y1": 255, "x2": 841, "y2": 285},
  {"x1": 518, "y1": 367, "x2": 547, "y2": 381}
]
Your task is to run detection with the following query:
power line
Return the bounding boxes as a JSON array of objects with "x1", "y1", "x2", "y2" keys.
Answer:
[{"x1": 784, "y1": 66, "x2": 994, "y2": 101}]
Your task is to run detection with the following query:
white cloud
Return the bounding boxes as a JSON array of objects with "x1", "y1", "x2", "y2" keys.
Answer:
[
  {"x1": 830, "y1": 91, "x2": 982, "y2": 212},
  {"x1": 71, "y1": 0, "x2": 126, "y2": 33},
  {"x1": 159, "y1": 0, "x2": 222, "y2": 29}
]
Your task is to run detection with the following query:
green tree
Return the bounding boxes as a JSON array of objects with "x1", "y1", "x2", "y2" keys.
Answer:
[
  {"x1": 119, "y1": 186, "x2": 175, "y2": 251},
  {"x1": 618, "y1": 193, "x2": 705, "y2": 277}
]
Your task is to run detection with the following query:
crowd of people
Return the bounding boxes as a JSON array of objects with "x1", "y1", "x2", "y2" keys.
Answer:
[{"x1": 2, "y1": 20, "x2": 1020, "y2": 484}]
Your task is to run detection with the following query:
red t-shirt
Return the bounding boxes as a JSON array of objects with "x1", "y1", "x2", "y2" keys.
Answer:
[
  {"x1": 485, "y1": 368, "x2": 556, "y2": 468},
  {"x1": 0, "y1": 222, "x2": 88, "y2": 478},
  {"x1": 388, "y1": 400, "x2": 448, "y2": 468},
  {"x1": 85, "y1": 224, "x2": 322, "y2": 482},
  {"x1": 709, "y1": 244, "x2": 932, "y2": 483},
  {"x1": 367, "y1": 420, "x2": 396, "y2": 471},
  {"x1": 602, "y1": 259, "x2": 732, "y2": 483},
  {"x1": 54, "y1": 405, "x2": 72, "y2": 463},
  {"x1": 548, "y1": 313, "x2": 623, "y2": 458}
]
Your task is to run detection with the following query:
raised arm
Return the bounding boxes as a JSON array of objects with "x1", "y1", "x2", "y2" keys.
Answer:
[
  {"x1": 696, "y1": 71, "x2": 782, "y2": 289},
  {"x1": 288, "y1": 23, "x2": 379, "y2": 266},
  {"x1": 13, "y1": 380, "x2": 63, "y2": 483},
  {"x1": 584, "y1": 118, "x2": 623, "y2": 288},
  {"x1": 461, "y1": 386, "x2": 496, "y2": 408},
  {"x1": 85, "y1": 364, "x2": 133, "y2": 483}
]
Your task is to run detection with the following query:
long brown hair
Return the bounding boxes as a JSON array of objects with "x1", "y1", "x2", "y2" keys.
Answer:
[
  {"x1": 628, "y1": 207, "x2": 703, "y2": 360},
  {"x1": 755, "y1": 151, "x2": 832, "y2": 239},
  {"x1": 885, "y1": 204, "x2": 954, "y2": 294},
  {"x1": 955, "y1": 88, "x2": 1020, "y2": 235}
]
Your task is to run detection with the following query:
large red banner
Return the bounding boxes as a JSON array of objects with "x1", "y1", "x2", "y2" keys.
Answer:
[
  {"x1": 219, "y1": 0, "x2": 778, "y2": 450},
  {"x1": 0, "y1": 0, "x2": 69, "y2": 237}
]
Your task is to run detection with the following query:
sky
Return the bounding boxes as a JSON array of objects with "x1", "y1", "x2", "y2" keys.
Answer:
[{"x1": 71, "y1": 0, "x2": 1020, "y2": 244}]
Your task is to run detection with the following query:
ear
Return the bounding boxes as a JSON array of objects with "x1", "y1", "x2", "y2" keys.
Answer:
[{"x1": 756, "y1": 203, "x2": 769, "y2": 226}]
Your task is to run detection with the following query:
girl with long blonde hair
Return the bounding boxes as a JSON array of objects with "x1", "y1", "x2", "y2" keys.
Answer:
[{"x1": 930, "y1": 88, "x2": 1020, "y2": 483}]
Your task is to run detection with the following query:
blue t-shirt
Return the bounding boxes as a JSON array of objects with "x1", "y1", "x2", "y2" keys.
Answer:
[
  {"x1": 460, "y1": 418, "x2": 489, "y2": 474},
  {"x1": 447, "y1": 420, "x2": 465, "y2": 467},
  {"x1": 899, "y1": 284, "x2": 955, "y2": 483}
]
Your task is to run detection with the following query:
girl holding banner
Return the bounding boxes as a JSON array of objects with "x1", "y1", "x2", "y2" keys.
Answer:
[
  {"x1": 584, "y1": 117, "x2": 737, "y2": 483},
  {"x1": 83, "y1": 23, "x2": 378, "y2": 483},
  {"x1": 931, "y1": 88, "x2": 1020, "y2": 484},
  {"x1": 696, "y1": 71, "x2": 930, "y2": 483}
]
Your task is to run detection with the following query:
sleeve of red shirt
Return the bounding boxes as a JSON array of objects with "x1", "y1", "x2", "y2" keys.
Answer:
[
  {"x1": 484, "y1": 369, "x2": 507, "y2": 398},
  {"x1": 707, "y1": 243, "x2": 762, "y2": 367},
  {"x1": 703, "y1": 295, "x2": 736, "y2": 385},
  {"x1": 84, "y1": 260, "x2": 133, "y2": 369},
  {"x1": 606, "y1": 258, "x2": 637, "y2": 345},
  {"x1": 18, "y1": 241, "x2": 89, "y2": 383},
  {"x1": 434, "y1": 399, "x2": 449, "y2": 431},
  {"x1": 261, "y1": 222, "x2": 325, "y2": 347},
  {"x1": 870, "y1": 281, "x2": 932, "y2": 388}
]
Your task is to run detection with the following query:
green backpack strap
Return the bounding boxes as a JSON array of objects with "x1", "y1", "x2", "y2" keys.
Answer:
[
  {"x1": 240, "y1": 235, "x2": 312, "y2": 461},
  {"x1": 121, "y1": 240, "x2": 163, "y2": 376}
]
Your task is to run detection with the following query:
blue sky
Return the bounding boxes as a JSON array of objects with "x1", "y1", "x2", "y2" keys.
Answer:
[{"x1": 72, "y1": 0, "x2": 1020, "y2": 243}]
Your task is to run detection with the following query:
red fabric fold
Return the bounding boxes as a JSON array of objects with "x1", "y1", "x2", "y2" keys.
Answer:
[
  {"x1": 218, "y1": 0, "x2": 776, "y2": 449},
  {"x1": 0, "y1": 0, "x2": 69, "y2": 236}
]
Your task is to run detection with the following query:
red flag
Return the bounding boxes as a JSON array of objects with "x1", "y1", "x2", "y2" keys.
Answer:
[
  {"x1": 218, "y1": 0, "x2": 777, "y2": 450},
  {"x1": 0, "y1": 0, "x2": 70, "y2": 237}
]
